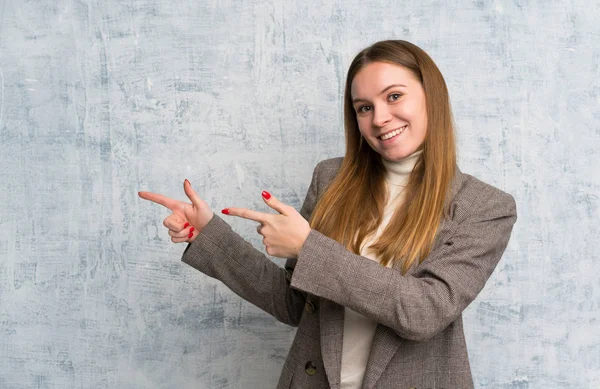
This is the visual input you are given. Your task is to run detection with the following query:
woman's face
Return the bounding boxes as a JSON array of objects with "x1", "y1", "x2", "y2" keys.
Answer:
[{"x1": 351, "y1": 61, "x2": 427, "y2": 162}]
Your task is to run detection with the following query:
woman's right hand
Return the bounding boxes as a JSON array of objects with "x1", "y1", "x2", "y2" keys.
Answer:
[{"x1": 138, "y1": 179, "x2": 214, "y2": 243}]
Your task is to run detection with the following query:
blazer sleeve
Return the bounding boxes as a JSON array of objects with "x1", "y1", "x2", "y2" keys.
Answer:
[
  {"x1": 180, "y1": 162, "x2": 321, "y2": 327},
  {"x1": 290, "y1": 187, "x2": 518, "y2": 341}
]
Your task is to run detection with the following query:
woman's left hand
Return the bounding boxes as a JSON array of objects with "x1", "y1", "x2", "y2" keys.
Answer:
[{"x1": 223, "y1": 191, "x2": 312, "y2": 258}]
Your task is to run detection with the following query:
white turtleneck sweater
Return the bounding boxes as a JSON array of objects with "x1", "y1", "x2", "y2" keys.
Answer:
[{"x1": 340, "y1": 148, "x2": 423, "y2": 389}]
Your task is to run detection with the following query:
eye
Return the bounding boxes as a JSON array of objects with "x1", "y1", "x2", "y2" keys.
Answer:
[
  {"x1": 388, "y1": 93, "x2": 402, "y2": 102},
  {"x1": 357, "y1": 105, "x2": 372, "y2": 114}
]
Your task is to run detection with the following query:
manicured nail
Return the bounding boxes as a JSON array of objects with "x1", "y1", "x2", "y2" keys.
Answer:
[
  {"x1": 183, "y1": 222, "x2": 189, "y2": 228},
  {"x1": 189, "y1": 227, "x2": 194, "y2": 233},
  {"x1": 221, "y1": 208, "x2": 230, "y2": 215},
  {"x1": 188, "y1": 233, "x2": 193, "y2": 239},
  {"x1": 262, "y1": 191, "x2": 271, "y2": 200}
]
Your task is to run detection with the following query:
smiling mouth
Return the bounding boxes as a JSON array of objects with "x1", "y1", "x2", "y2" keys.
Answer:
[{"x1": 378, "y1": 126, "x2": 407, "y2": 140}]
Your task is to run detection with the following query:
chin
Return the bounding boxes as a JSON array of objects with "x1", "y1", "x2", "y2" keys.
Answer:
[{"x1": 381, "y1": 149, "x2": 415, "y2": 162}]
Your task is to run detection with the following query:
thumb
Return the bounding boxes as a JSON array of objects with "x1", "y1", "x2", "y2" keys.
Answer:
[
  {"x1": 183, "y1": 179, "x2": 203, "y2": 208},
  {"x1": 261, "y1": 191, "x2": 290, "y2": 215}
]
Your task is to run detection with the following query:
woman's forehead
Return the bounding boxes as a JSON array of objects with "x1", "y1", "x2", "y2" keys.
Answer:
[{"x1": 351, "y1": 62, "x2": 420, "y2": 97}]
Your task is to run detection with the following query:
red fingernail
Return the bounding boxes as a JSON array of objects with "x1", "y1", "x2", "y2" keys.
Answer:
[
  {"x1": 262, "y1": 191, "x2": 271, "y2": 200},
  {"x1": 183, "y1": 222, "x2": 189, "y2": 228},
  {"x1": 189, "y1": 227, "x2": 194, "y2": 233},
  {"x1": 221, "y1": 208, "x2": 230, "y2": 215},
  {"x1": 188, "y1": 233, "x2": 193, "y2": 239}
]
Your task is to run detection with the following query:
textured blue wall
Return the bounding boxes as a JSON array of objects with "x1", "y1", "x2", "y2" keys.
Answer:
[{"x1": 1, "y1": 0, "x2": 598, "y2": 388}]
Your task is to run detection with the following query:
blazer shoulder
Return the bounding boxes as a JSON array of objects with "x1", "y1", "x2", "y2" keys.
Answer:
[
  {"x1": 314, "y1": 157, "x2": 344, "y2": 186},
  {"x1": 315, "y1": 157, "x2": 344, "y2": 174},
  {"x1": 453, "y1": 171, "x2": 517, "y2": 222}
]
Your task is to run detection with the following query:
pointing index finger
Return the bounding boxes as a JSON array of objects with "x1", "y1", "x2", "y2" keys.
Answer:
[
  {"x1": 224, "y1": 208, "x2": 270, "y2": 224},
  {"x1": 138, "y1": 191, "x2": 181, "y2": 211}
]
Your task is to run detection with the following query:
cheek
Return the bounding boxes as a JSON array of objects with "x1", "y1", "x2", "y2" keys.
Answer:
[
  {"x1": 356, "y1": 117, "x2": 371, "y2": 135},
  {"x1": 413, "y1": 116, "x2": 427, "y2": 141},
  {"x1": 417, "y1": 109, "x2": 427, "y2": 129},
  {"x1": 407, "y1": 101, "x2": 427, "y2": 133}
]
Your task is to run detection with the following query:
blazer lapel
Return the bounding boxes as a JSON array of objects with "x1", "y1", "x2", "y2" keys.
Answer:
[
  {"x1": 319, "y1": 298, "x2": 345, "y2": 389},
  {"x1": 360, "y1": 324, "x2": 399, "y2": 389},
  {"x1": 360, "y1": 166, "x2": 465, "y2": 389}
]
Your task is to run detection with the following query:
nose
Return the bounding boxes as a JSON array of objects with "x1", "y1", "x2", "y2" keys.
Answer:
[{"x1": 372, "y1": 105, "x2": 392, "y2": 128}]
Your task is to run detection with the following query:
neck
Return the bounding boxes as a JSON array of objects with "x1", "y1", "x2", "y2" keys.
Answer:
[{"x1": 381, "y1": 149, "x2": 423, "y2": 186}]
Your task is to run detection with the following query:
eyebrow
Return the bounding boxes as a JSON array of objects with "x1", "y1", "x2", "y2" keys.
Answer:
[{"x1": 352, "y1": 84, "x2": 407, "y2": 103}]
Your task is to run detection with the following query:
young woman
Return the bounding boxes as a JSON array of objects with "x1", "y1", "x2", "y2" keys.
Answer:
[{"x1": 139, "y1": 40, "x2": 517, "y2": 389}]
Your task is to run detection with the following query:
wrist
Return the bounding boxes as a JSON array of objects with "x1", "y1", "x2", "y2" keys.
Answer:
[{"x1": 296, "y1": 226, "x2": 312, "y2": 256}]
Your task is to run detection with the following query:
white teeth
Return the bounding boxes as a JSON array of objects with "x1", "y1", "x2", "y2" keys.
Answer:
[{"x1": 379, "y1": 126, "x2": 407, "y2": 140}]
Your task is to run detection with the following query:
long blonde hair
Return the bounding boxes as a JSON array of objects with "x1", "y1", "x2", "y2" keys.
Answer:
[{"x1": 309, "y1": 40, "x2": 457, "y2": 274}]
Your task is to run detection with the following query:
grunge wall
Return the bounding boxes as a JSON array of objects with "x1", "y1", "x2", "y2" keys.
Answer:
[{"x1": 0, "y1": 0, "x2": 598, "y2": 387}]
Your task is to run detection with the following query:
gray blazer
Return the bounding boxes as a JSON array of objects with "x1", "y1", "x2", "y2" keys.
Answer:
[{"x1": 182, "y1": 157, "x2": 517, "y2": 389}]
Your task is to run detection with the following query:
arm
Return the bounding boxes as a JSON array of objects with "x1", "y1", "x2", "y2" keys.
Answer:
[
  {"x1": 180, "y1": 162, "x2": 321, "y2": 327},
  {"x1": 290, "y1": 188, "x2": 518, "y2": 341}
]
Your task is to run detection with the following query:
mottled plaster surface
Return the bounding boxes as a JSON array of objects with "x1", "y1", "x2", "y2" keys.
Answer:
[{"x1": 0, "y1": 0, "x2": 598, "y2": 388}]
